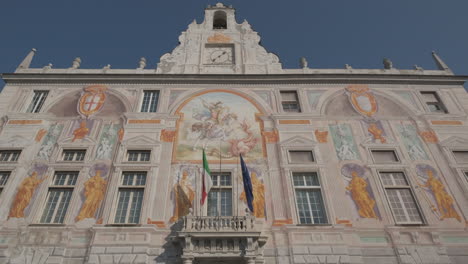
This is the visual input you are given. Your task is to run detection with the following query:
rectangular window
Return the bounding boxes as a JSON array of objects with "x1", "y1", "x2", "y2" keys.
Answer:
[
  {"x1": 207, "y1": 172, "x2": 232, "y2": 216},
  {"x1": 293, "y1": 172, "x2": 327, "y2": 224},
  {"x1": 39, "y1": 171, "x2": 78, "y2": 224},
  {"x1": 0, "y1": 171, "x2": 11, "y2": 196},
  {"x1": 380, "y1": 172, "x2": 423, "y2": 224},
  {"x1": 453, "y1": 151, "x2": 468, "y2": 164},
  {"x1": 62, "y1": 150, "x2": 86, "y2": 162},
  {"x1": 289, "y1": 150, "x2": 314, "y2": 163},
  {"x1": 114, "y1": 172, "x2": 146, "y2": 224},
  {"x1": 27, "y1": 90, "x2": 49, "y2": 113},
  {"x1": 371, "y1": 150, "x2": 399, "y2": 163},
  {"x1": 140, "y1": 90, "x2": 159, "y2": 113},
  {"x1": 127, "y1": 150, "x2": 151, "y2": 162},
  {"x1": 280, "y1": 91, "x2": 301, "y2": 113},
  {"x1": 420, "y1": 91, "x2": 447, "y2": 113},
  {"x1": 0, "y1": 150, "x2": 21, "y2": 162}
]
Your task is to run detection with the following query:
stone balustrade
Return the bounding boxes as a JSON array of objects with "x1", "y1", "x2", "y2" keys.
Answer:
[{"x1": 182, "y1": 215, "x2": 256, "y2": 232}]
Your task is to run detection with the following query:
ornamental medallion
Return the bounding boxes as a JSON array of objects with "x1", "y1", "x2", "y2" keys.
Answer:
[
  {"x1": 78, "y1": 85, "x2": 108, "y2": 117},
  {"x1": 345, "y1": 85, "x2": 378, "y2": 117}
]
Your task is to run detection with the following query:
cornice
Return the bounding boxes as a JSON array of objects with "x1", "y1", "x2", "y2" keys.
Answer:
[{"x1": 1, "y1": 73, "x2": 467, "y2": 86}]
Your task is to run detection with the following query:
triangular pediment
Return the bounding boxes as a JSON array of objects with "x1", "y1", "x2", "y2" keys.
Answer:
[
  {"x1": 280, "y1": 135, "x2": 316, "y2": 147},
  {"x1": 440, "y1": 136, "x2": 468, "y2": 147},
  {"x1": 123, "y1": 135, "x2": 159, "y2": 146},
  {"x1": 0, "y1": 135, "x2": 31, "y2": 147}
]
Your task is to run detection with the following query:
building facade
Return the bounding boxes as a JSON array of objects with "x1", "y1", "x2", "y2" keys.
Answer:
[{"x1": 0, "y1": 3, "x2": 468, "y2": 264}]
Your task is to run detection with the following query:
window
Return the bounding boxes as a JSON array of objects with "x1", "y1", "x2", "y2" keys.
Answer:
[
  {"x1": 371, "y1": 150, "x2": 399, "y2": 163},
  {"x1": 127, "y1": 150, "x2": 151, "y2": 162},
  {"x1": 453, "y1": 151, "x2": 468, "y2": 163},
  {"x1": 213, "y1": 11, "x2": 227, "y2": 29},
  {"x1": 140, "y1": 90, "x2": 159, "y2": 112},
  {"x1": 289, "y1": 151, "x2": 314, "y2": 163},
  {"x1": 207, "y1": 172, "x2": 232, "y2": 216},
  {"x1": 464, "y1": 171, "x2": 468, "y2": 182},
  {"x1": 420, "y1": 91, "x2": 447, "y2": 113},
  {"x1": 114, "y1": 172, "x2": 146, "y2": 224},
  {"x1": 0, "y1": 171, "x2": 11, "y2": 196},
  {"x1": 293, "y1": 172, "x2": 327, "y2": 224},
  {"x1": 62, "y1": 150, "x2": 86, "y2": 161},
  {"x1": 39, "y1": 171, "x2": 78, "y2": 224},
  {"x1": 280, "y1": 91, "x2": 301, "y2": 112},
  {"x1": 0, "y1": 150, "x2": 21, "y2": 162},
  {"x1": 27, "y1": 90, "x2": 49, "y2": 113},
  {"x1": 379, "y1": 172, "x2": 423, "y2": 224}
]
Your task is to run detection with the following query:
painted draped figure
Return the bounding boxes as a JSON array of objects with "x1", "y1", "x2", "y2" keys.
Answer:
[
  {"x1": 346, "y1": 171, "x2": 378, "y2": 219},
  {"x1": 76, "y1": 170, "x2": 107, "y2": 221},
  {"x1": 240, "y1": 172, "x2": 265, "y2": 218},
  {"x1": 9, "y1": 172, "x2": 45, "y2": 218},
  {"x1": 170, "y1": 171, "x2": 195, "y2": 222}
]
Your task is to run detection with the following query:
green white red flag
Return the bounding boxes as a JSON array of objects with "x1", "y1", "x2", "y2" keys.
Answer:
[{"x1": 201, "y1": 149, "x2": 213, "y2": 206}]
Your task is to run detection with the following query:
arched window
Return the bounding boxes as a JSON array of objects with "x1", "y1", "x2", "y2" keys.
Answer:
[{"x1": 213, "y1": 11, "x2": 227, "y2": 29}]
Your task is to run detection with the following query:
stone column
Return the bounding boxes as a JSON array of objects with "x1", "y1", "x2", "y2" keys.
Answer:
[{"x1": 182, "y1": 257, "x2": 194, "y2": 264}]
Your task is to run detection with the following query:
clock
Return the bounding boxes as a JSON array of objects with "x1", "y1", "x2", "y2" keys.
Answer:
[{"x1": 204, "y1": 46, "x2": 234, "y2": 65}]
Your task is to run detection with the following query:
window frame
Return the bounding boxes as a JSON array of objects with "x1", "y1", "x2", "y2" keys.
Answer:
[
  {"x1": 0, "y1": 150, "x2": 22, "y2": 163},
  {"x1": 288, "y1": 150, "x2": 315, "y2": 164},
  {"x1": 280, "y1": 90, "x2": 301, "y2": 113},
  {"x1": 139, "y1": 90, "x2": 160, "y2": 113},
  {"x1": 26, "y1": 90, "x2": 49, "y2": 113},
  {"x1": 452, "y1": 150, "x2": 468, "y2": 164},
  {"x1": 370, "y1": 149, "x2": 400, "y2": 164},
  {"x1": 420, "y1": 91, "x2": 448, "y2": 114},
  {"x1": 126, "y1": 150, "x2": 152, "y2": 163},
  {"x1": 112, "y1": 171, "x2": 147, "y2": 225},
  {"x1": 207, "y1": 171, "x2": 233, "y2": 217},
  {"x1": 61, "y1": 149, "x2": 87, "y2": 162},
  {"x1": 0, "y1": 171, "x2": 11, "y2": 197},
  {"x1": 377, "y1": 171, "x2": 425, "y2": 225},
  {"x1": 291, "y1": 171, "x2": 329, "y2": 225}
]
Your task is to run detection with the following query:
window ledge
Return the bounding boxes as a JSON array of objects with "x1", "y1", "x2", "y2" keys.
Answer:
[
  {"x1": 105, "y1": 224, "x2": 141, "y2": 227},
  {"x1": 29, "y1": 223, "x2": 66, "y2": 227}
]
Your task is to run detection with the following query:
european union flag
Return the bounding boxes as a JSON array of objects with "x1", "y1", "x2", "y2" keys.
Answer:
[{"x1": 240, "y1": 154, "x2": 254, "y2": 213}]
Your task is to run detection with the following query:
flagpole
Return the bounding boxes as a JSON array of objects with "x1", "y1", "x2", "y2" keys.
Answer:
[
  {"x1": 218, "y1": 139, "x2": 222, "y2": 217},
  {"x1": 236, "y1": 155, "x2": 240, "y2": 217}
]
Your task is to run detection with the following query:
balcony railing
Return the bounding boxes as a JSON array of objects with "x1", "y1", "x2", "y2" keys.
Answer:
[{"x1": 182, "y1": 215, "x2": 256, "y2": 232}]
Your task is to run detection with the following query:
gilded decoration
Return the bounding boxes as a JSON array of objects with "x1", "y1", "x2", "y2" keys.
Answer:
[
  {"x1": 72, "y1": 120, "x2": 89, "y2": 142},
  {"x1": 419, "y1": 131, "x2": 439, "y2": 143},
  {"x1": 78, "y1": 85, "x2": 107, "y2": 117},
  {"x1": 8, "y1": 164, "x2": 48, "y2": 218},
  {"x1": 147, "y1": 218, "x2": 166, "y2": 228},
  {"x1": 207, "y1": 33, "x2": 232, "y2": 43},
  {"x1": 240, "y1": 172, "x2": 265, "y2": 218},
  {"x1": 342, "y1": 164, "x2": 380, "y2": 219},
  {"x1": 314, "y1": 130, "x2": 328, "y2": 143},
  {"x1": 161, "y1": 129, "x2": 176, "y2": 142},
  {"x1": 35, "y1": 129, "x2": 47, "y2": 142},
  {"x1": 262, "y1": 130, "x2": 279, "y2": 143},
  {"x1": 431, "y1": 120, "x2": 463, "y2": 125},
  {"x1": 367, "y1": 122, "x2": 387, "y2": 143},
  {"x1": 278, "y1": 120, "x2": 310, "y2": 125},
  {"x1": 272, "y1": 219, "x2": 292, "y2": 226},
  {"x1": 8, "y1": 120, "x2": 42, "y2": 125},
  {"x1": 174, "y1": 91, "x2": 264, "y2": 163},
  {"x1": 128, "y1": 119, "x2": 161, "y2": 124},
  {"x1": 76, "y1": 164, "x2": 109, "y2": 222},
  {"x1": 118, "y1": 128, "x2": 124, "y2": 142},
  {"x1": 170, "y1": 167, "x2": 195, "y2": 223},
  {"x1": 416, "y1": 164, "x2": 462, "y2": 222},
  {"x1": 345, "y1": 85, "x2": 378, "y2": 117}
]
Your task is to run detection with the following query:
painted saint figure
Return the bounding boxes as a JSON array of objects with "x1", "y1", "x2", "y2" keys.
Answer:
[
  {"x1": 419, "y1": 170, "x2": 461, "y2": 222},
  {"x1": 170, "y1": 170, "x2": 195, "y2": 223},
  {"x1": 76, "y1": 170, "x2": 107, "y2": 222},
  {"x1": 240, "y1": 172, "x2": 265, "y2": 218},
  {"x1": 72, "y1": 120, "x2": 89, "y2": 142},
  {"x1": 346, "y1": 171, "x2": 378, "y2": 219},
  {"x1": 9, "y1": 172, "x2": 45, "y2": 218}
]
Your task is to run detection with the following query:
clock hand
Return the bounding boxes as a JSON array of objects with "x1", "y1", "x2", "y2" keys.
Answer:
[{"x1": 212, "y1": 51, "x2": 228, "y2": 62}]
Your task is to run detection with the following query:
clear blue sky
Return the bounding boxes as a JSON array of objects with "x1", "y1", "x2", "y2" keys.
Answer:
[{"x1": 1, "y1": 0, "x2": 467, "y2": 88}]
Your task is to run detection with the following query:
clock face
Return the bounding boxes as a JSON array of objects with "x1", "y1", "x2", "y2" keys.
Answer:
[{"x1": 205, "y1": 46, "x2": 234, "y2": 65}]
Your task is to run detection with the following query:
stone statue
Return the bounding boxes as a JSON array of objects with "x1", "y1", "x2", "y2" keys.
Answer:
[
  {"x1": 419, "y1": 170, "x2": 461, "y2": 221},
  {"x1": 72, "y1": 121, "x2": 89, "y2": 142},
  {"x1": 71, "y1": 57, "x2": 81, "y2": 69},
  {"x1": 138, "y1": 57, "x2": 146, "y2": 69},
  {"x1": 413, "y1": 65, "x2": 423, "y2": 71},
  {"x1": 368, "y1": 123, "x2": 386, "y2": 143},
  {"x1": 76, "y1": 170, "x2": 107, "y2": 222},
  {"x1": 240, "y1": 172, "x2": 265, "y2": 218},
  {"x1": 346, "y1": 171, "x2": 378, "y2": 219},
  {"x1": 345, "y1": 64, "x2": 353, "y2": 69},
  {"x1": 383, "y1": 58, "x2": 393, "y2": 69},
  {"x1": 9, "y1": 172, "x2": 45, "y2": 218},
  {"x1": 300, "y1": 57, "x2": 308, "y2": 69},
  {"x1": 170, "y1": 170, "x2": 195, "y2": 222}
]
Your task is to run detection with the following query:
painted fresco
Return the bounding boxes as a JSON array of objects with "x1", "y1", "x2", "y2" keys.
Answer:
[
  {"x1": 68, "y1": 119, "x2": 95, "y2": 142},
  {"x1": 8, "y1": 163, "x2": 48, "y2": 218},
  {"x1": 329, "y1": 124, "x2": 360, "y2": 160},
  {"x1": 95, "y1": 124, "x2": 121, "y2": 160},
  {"x1": 307, "y1": 91, "x2": 323, "y2": 109},
  {"x1": 78, "y1": 85, "x2": 108, "y2": 117},
  {"x1": 175, "y1": 92, "x2": 263, "y2": 162},
  {"x1": 415, "y1": 164, "x2": 462, "y2": 222},
  {"x1": 397, "y1": 124, "x2": 429, "y2": 160},
  {"x1": 361, "y1": 120, "x2": 388, "y2": 144},
  {"x1": 341, "y1": 163, "x2": 381, "y2": 220},
  {"x1": 76, "y1": 163, "x2": 109, "y2": 222},
  {"x1": 37, "y1": 124, "x2": 64, "y2": 161},
  {"x1": 170, "y1": 164, "x2": 197, "y2": 223},
  {"x1": 345, "y1": 85, "x2": 378, "y2": 117}
]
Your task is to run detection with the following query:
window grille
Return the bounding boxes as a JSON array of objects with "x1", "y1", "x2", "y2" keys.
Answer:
[
  {"x1": 40, "y1": 171, "x2": 78, "y2": 224},
  {"x1": 27, "y1": 91, "x2": 49, "y2": 113},
  {"x1": 114, "y1": 172, "x2": 146, "y2": 224},
  {"x1": 293, "y1": 172, "x2": 327, "y2": 224},
  {"x1": 140, "y1": 91, "x2": 159, "y2": 113}
]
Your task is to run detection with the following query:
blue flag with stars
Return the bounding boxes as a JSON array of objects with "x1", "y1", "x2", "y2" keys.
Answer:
[{"x1": 240, "y1": 154, "x2": 254, "y2": 213}]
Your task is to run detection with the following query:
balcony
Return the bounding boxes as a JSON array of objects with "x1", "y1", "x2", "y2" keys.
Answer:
[{"x1": 174, "y1": 215, "x2": 267, "y2": 264}]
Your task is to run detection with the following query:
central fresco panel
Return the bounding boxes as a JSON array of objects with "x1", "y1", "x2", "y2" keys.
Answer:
[{"x1": 174, "y1": 91, "x2": 264, "y2": 163}]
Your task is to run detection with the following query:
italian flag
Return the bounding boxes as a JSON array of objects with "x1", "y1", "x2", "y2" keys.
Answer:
[{"x1": 200, "y1": 149, "x2": 213, "y2": 206}]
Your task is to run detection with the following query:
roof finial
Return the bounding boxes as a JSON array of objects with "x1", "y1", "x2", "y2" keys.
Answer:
[
  {"x1": 15, "y1": 48, "x2": 37, "y2": 72},
  {"x1": 70, "y1": 57, "x2": 81, "y2": 69},
  {"x1": 299, "y1": 57, "x2": 308, "y2": 69},
  {"x1": 383, "y1": 58, "x2": 393, "y2": 69},
  {"x1": 138, "y1": 57, "x2": 147, "y2": 70},
  {"x1": 431, "y1": 51, "x2": 452, "y2": 73}
]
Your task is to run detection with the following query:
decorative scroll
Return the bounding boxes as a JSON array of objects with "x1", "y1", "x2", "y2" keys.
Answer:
[
  {"x1": 329, "y1": 124, "x2": 360, "y2": 160},
  {"x1": 345, "y1": 85, "x2": 378, "y2": 117},
  {"x1": 78, "y1": 85, "x2": 107, "y2": 117}
]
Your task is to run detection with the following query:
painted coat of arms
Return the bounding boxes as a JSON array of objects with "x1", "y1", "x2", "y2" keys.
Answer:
[
  {"x1": 175, "y1": 91, "x2": 263, "y2": 162},
  {"x1": 345, "y1": 85, "x2": 378, "y2": 117},
  {"x1": 78, "y1": 85, "x2": 108, "y2": 117}
]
